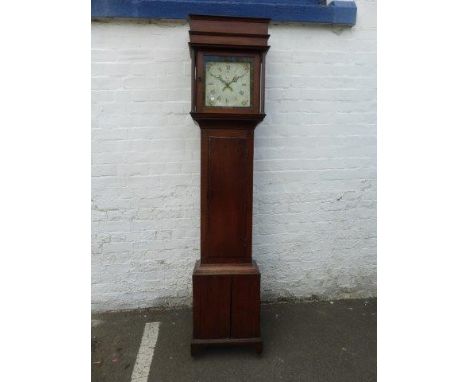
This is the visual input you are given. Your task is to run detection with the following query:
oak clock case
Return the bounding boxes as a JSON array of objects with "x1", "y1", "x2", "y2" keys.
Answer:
[{"x1": 188, "y1": 14, "x2": 269, "y2": 355}]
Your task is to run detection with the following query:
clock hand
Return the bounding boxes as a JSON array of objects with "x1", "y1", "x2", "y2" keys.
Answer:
[
  {"x1": 209, "y1": 72, "x2": 229, "y2": 86},
  {"x1": 222, "y1": 83, "x2": 234, "y2": 91},
  {"x1": 209, "y1": 72, "x2": 234, "y2": 91},
  {"x1": 222, "y1": 71, "x2": 247, "y2": 91},
  {"x1": 230, "y1": 72, "x2": 247, "y2": 84}
]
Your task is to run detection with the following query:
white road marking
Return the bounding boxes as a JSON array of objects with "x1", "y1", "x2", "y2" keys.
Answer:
[{"x1": 131, "y1": 322, "x2": 160, "y2": 382}]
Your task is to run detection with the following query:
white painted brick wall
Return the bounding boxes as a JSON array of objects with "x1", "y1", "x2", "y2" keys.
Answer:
[{"x1": 92, "y1": 0, "x2": 376, "y2": 311}]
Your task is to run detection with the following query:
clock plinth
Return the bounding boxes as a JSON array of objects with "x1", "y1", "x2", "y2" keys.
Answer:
[
  {"x1": 189, "y1": 14, "x2": 270, "y2": 355},
  {"x1": 191, "y1": 261, "x2": 262, "y2": 355}
]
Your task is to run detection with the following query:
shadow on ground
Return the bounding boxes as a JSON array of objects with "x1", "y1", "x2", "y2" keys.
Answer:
[{"x1": 92, "y1": 299, "x2": 376, "y2": 382}]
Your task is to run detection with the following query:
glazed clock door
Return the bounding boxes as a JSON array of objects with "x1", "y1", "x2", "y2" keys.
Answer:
[
  {"x1": 201, "y1": 128, "x2": 253, "y2": 263},
  {"x1": 195, "y1": 51, "x2": 261, "y2": 114}
]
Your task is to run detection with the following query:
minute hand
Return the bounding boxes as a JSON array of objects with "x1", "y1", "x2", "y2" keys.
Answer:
[
  {"x1": 229, "y1": 72, "x2": 247, "y2": 84},
  {"x1": 209, "y1": 72, "x2": 233, "y2": 91}
]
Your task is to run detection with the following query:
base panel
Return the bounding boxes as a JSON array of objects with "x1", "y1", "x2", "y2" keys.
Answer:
[
  {"x1": 192, "y1": 261, "x2": 262, "y2": 355},
  {"x1": 191, "y1": 338, "x2": 263, "y2": 356}
]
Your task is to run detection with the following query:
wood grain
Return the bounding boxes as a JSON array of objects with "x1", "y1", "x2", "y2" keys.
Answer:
[{"x1": 193, "y1": 275, "x2": 231, "y2": 339}]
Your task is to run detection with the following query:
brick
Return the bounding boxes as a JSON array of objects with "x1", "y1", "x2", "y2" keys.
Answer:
[{"x1": 91, "y1": 5, "x2": 376, "y2": 311}]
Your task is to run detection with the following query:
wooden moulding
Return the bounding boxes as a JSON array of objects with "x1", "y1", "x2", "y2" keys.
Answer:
[
  {"x1": 191, "y1": 338, "x2": 263, "y2": 356},
  {"x1": 193, "y1": 260, "x2": 260, "y2": 276},
  {"x1": 188, "y1": 14, "x2": 270, "y2": 49},
  {"x1": 189, "y1": 15, "x2": 270, "y2": 50},
  {"x1": 189, "y1": 34, "x2": 269, "y2": 49},
  {"x1": 190, "y1": 112, "x2": 266, "y2": 123}
]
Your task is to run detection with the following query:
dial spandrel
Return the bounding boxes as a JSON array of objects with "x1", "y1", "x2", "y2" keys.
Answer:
[{"x1": 204, "y1": 56, "x2": 252, "y2": 108}]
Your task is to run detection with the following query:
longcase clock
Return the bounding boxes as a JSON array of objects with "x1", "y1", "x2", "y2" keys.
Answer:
[{"x1": 188, "y1": 14, "x2": 270, "y2": 355}]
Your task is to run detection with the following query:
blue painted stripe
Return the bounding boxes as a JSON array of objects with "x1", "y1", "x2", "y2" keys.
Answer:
[{"x1": 91, "y1": 0, "x2": 357, "y2": 26}]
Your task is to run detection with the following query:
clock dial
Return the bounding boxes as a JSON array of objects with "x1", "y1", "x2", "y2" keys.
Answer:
[{"x1": 205, "y1": 58, "x2": 251, "y2": 108}]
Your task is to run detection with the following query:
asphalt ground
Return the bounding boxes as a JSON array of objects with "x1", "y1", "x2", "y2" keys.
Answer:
[{"x1": 92, "y1": 298, "x2": 376, "y2": 382}]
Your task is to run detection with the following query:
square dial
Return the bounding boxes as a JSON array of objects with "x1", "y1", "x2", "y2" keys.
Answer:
[{"x1": 204, "y1": 56, "x2": 252, "y2": 108}]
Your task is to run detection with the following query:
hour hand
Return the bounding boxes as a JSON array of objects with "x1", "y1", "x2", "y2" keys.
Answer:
[{"x1": 209, "y1": 72, "x2": 228, "y2": 85}]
